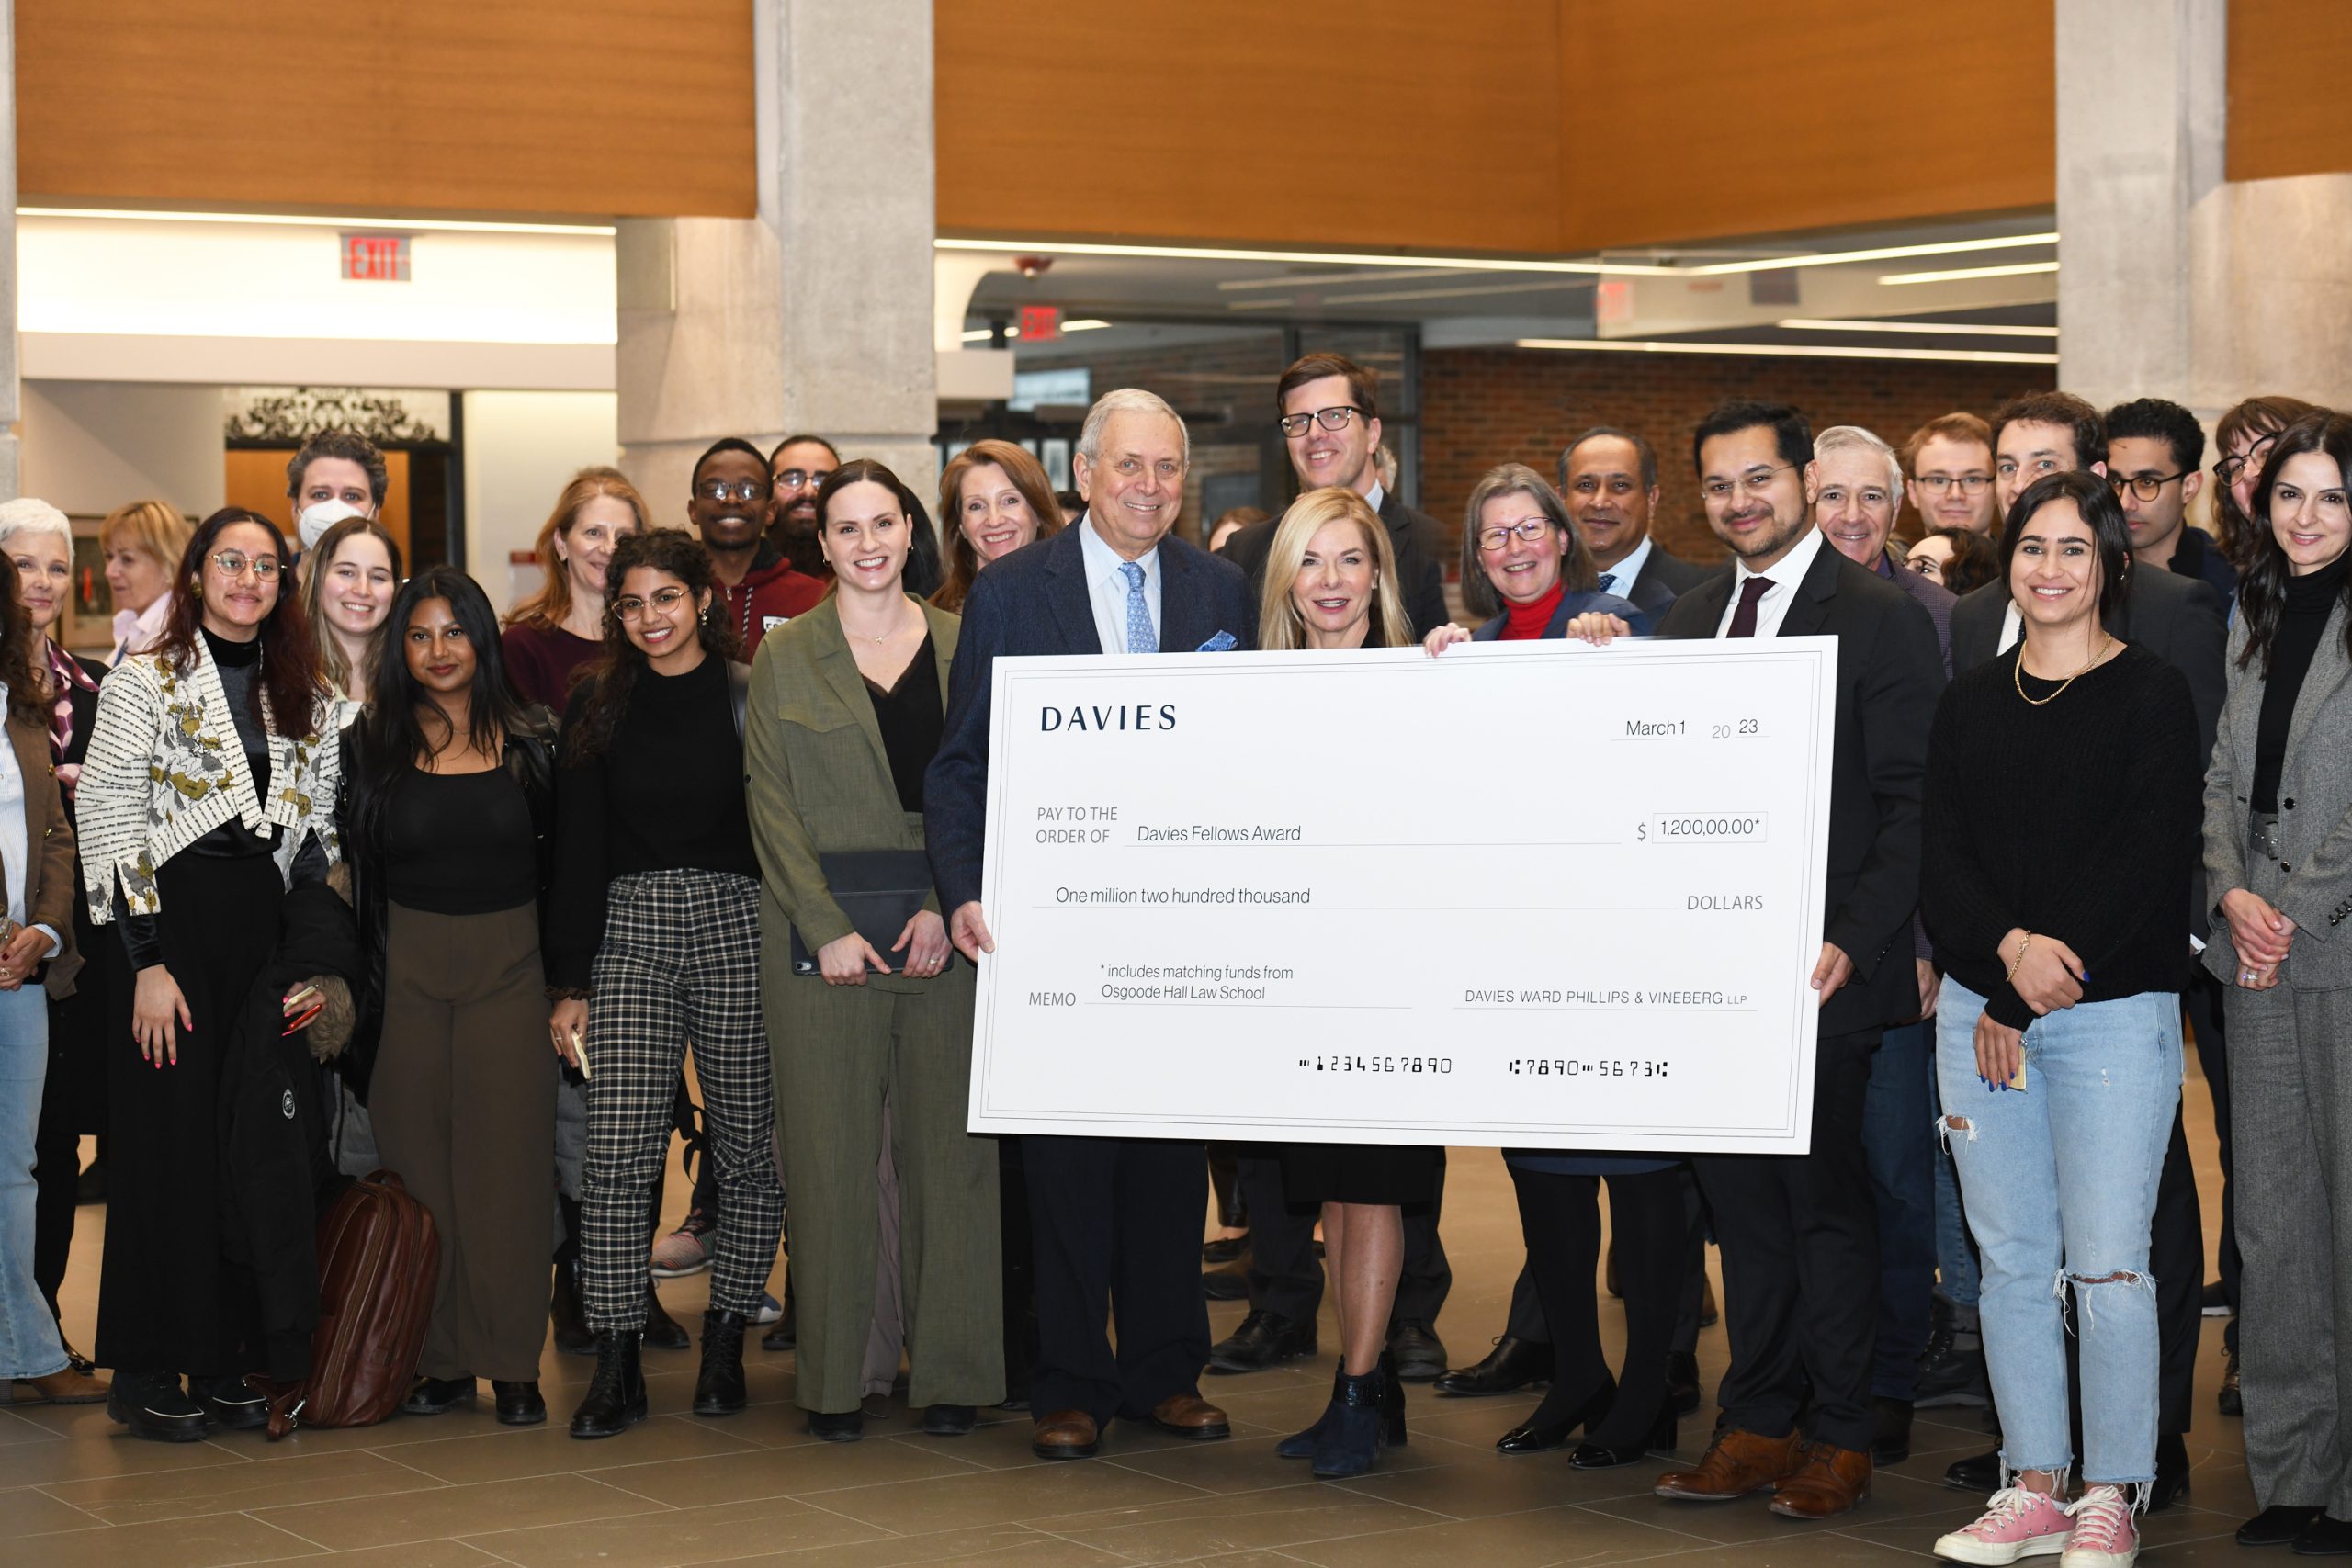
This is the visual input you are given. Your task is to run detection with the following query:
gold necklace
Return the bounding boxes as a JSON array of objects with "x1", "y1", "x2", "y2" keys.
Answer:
[{"x1": 2014, "y1": 633, "x2": 2113, "y2": 706}]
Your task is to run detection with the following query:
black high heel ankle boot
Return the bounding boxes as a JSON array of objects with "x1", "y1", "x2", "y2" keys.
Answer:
[
  {"x1": 1311, "y1": 1366, "x2": 1386, "y2": 1479},
  {"x1": 1277, "y1": 1365, "x2": 1345, "y2": 1459},
  {"x1": 1571, "y1": 1400, "x2": 1676, "y2": 1468},
  {"x1": 1497, "y1": 1376, "x2": 1614, "y2": 1454},
  {"x1": 1379, "y1": 1350, "x2": 1408, "y2": 1447}
]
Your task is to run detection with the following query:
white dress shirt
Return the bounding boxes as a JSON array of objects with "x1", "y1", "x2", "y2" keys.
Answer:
[
  {"x1": 1600, "y1": 535, "x2": 1656, "y2": 599},
  {"x1": 1077, "y1": 514, "x2": 1162, "y2": 654},
  {"x1": 1713, "y1": 525, "x2": 1828, "y2": 639},
  {"x1": 107, "y1": 591, "x2": 173, "y2": 667},
  {"x1": 1997, "y1": 599, "x2": 2025, "y2": 654}
]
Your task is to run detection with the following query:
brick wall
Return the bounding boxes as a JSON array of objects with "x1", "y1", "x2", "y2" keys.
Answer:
[{"x1": 1420, "y1": 348, "x2": 2057, "y2": 565}]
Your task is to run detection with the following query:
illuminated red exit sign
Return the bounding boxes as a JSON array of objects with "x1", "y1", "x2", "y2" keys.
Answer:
[
  {"x1": 342, "y1": 233, "x2": 412, "y2": 281},
  {"x1": 1018, "y1": 304, "x2": 1062, "y2": 342}
]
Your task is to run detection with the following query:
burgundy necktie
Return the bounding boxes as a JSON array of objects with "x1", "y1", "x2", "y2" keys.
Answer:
[{"x1": 1726, "y1": 575, "x2": 1773, "y2": 638}]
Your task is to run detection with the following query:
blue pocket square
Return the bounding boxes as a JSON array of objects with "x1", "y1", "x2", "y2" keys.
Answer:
[{"x1": 1196, "y1": 631, "x2": 1238, "y2": 653}]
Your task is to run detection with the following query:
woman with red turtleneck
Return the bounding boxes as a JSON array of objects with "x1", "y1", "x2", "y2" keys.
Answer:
[
  {"x1": 1430, "y1": 464, "x2": 1650, "y2": 645},
  {"x1": 1421, "y1": 465, "x2": 1683, "y2": 1470}
]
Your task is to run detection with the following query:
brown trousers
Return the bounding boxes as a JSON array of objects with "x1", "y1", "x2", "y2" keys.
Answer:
[{"x1": 370, "y1": 901, "x2": 555, "y2": 1382}]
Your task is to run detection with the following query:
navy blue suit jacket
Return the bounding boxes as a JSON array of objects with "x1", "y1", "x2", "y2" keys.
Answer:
[
  {"x1": 925, "y1": 522, "x2": 1254, "y2": 911},
  {"x1": 1611, "y1": 545, "x2": 1717, "y2": 621}
]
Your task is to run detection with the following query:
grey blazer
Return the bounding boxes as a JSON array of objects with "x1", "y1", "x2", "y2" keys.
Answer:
[{"x1": 2201, "y1": 602, "x2": 2352, "y2": 987}]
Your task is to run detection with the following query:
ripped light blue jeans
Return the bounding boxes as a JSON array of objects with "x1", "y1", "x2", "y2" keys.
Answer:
[{"x1": 1935, "y1": 979, "x2": 2179, "y2": 1485}]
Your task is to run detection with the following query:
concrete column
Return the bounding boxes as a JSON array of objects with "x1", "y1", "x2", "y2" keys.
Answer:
[
  {"x1": 0, "y1": 1, "x2": 20, "y2": 502},
  {"x1": 2053, "y1": 0, "x2": 2225, "y2": 412},
  {"x1": 616, "y1": 0, "x2": 937, "y2": 523},
  {"x1": 2188, "y1": 174, "x2": 2352, "y2": 412}
]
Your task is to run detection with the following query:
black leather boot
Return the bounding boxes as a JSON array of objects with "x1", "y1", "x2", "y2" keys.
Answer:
[
  {"x1": 108, "y1": 1371, "x2": 207, "y2": 1442},
  {"x1": 569, "y1": 1332, "x2": 647, "y2": 1439},
  {"x1": 493, "y1": 1381, "x2": 547, "y2": 1426},
  {"x1": 693, "y1": 1310, "x2": 750, "y2": 1416}
]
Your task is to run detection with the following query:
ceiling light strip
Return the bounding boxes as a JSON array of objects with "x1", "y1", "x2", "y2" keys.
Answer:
[
  {"x1": 1776, "y1": 318, "x2": 2059, "y2": 338},
  {"x1": 1878, "y1": 261, "x2": 2061, "y2": 286},
  {"x1": 941, "y1": 231, "x2": 2056, "y2": 281},
  {"x1": 1687, "y1": 231, "x2": 2057, "y2": 276},
  {"x1": 1514, "y1": 337, "x2": 2058, "y2": 366},
  {"x1": 939, "y1": 238, "x2": 1680, "y2": 277},
  {"x1": 17, "y1": 206, "x2": 616, "y2": 236}
]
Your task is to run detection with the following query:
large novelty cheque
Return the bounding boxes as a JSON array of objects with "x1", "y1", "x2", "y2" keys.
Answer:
[{"x1": 967, "y1": 636, "x2": 1838, "y2": 1155}]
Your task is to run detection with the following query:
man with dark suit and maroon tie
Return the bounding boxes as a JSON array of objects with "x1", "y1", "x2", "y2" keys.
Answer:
[{"x1": 1639, "y1": 402, "x2": 1944, "y2": 1520}]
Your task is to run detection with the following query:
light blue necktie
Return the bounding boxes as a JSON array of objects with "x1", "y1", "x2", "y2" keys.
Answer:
[
  {"x1": 1119, "y1": 560, "x2": 1156, "y2": 653},
  {"x1": 1598, "y1": 571, "x2": 1617, "y2": 594}
]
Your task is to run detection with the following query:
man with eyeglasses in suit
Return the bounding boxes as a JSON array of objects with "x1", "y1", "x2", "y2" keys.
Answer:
[
  {"x1": 1218, "y1": 354, "x2": 1449, "y2": 639},
  {"x1": 1209, "y1": 354, "x2": 1454, "y2": 1385}
]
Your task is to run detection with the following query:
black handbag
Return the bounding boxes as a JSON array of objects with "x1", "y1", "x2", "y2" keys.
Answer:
[{"x1": 788, "y1": 850, "x2": 952, "y2": 976}]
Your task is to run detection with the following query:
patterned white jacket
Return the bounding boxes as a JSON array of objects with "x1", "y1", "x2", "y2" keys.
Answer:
[{"x1": 77, "y1": 643, "x2": 341, "y2": 925}]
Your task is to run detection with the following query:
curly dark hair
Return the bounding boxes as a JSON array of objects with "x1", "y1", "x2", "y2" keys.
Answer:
[
  {"x1": 286, "y1": 428, "x2": 390, "y2": 508},
  {"x1": 562, "y1": 527, "x2": 734, "y2": 765},
  {"x1": 155, "y1": 507, "x2": 325, "y2": 742},
  {"x1": 0, "y1": 555, "x2": 48, "y2": 727}
]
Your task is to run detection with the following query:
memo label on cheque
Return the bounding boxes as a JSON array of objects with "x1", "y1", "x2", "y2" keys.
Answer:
[{"x1": 969, "y1": 637, "x2": 1838, "y2": 1156}]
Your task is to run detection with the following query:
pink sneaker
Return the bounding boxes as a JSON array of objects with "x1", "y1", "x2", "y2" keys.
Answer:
[
  {"x1": 2060, "y1": 1485, "x2": 2138, "y2": 1567},
  {"x1": 1934, "y1": 1485, "x2": 2075, "y2": 1564}
]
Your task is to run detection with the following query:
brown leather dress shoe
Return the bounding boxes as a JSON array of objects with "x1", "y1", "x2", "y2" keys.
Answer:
[
  {"x1": 12, "y1": 1366, "x2": 110, "y2": 1405},
  {"x1": 1032, "y1": 1408, "x2": 1099, "y2": 1460},
  {"x1": 1149, "y1": 1393, "x2": 1231, "y2": 1440},
  {"x1": 1655, "y1": 1426, "x2": 1804, "y2": 1499},
  {"x1": 1768, "y1": 1441, "x2": 1872, "y2": 1519}
]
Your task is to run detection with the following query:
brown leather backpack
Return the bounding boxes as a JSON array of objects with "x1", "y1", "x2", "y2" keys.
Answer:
[{"x1": 258, "y1": 1168, "x2": 439, "y2": 1438}]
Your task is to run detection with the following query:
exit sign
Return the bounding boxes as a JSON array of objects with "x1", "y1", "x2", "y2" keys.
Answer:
[
  {"x1": 1019, "y1": 304, "x2": 1062, "y2": 342},
  {"x1": 342, "y1": 233, "x2": 412, "y2": 281}
]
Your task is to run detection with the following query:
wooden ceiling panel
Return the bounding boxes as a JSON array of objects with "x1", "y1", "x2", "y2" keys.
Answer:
[{"x1": 18, "y1": 0, "x2": 758, "y2": 217}]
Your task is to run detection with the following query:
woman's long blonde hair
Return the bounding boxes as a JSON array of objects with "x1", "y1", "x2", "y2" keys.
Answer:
[
  {"x1": 504, "y1": 467, "x2": 650, "y2": 630},
  {"x1": 1257, "y1": 487, "x2": 1411, "y2": 652}
]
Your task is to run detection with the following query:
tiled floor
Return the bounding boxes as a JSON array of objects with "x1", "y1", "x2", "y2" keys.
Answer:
[{"x1": 9, "y1": 1046, "x2": 2250, "y2": 1566}]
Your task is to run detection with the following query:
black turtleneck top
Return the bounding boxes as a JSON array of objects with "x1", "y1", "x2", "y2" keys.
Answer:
[{"x1": 2252, "y1": 555, "x2": 2348, "y2": 814}]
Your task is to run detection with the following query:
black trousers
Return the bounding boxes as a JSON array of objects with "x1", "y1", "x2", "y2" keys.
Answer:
[
  {"x1": 32, "y1": 902, "x2": 107, "y2": 1319},
  {"x1": 2150, "y1": 1105, "x2": 2204, "y2": 1436},
  {"x1": 2184, "y1": 969, "x2": 2237, "y2": 1346},
  {"x1": 1513, "y1": 1164, "x2": 1682, "y2": 1445},
  {"x1": 1024, "y1": 1134, "x2": 1210, "y2": 1427},
  {"x1": 1503, "y1": 1165, "x2": 1708, "y2": 1354},
  {"x1": 31, "y1": 1093, "x2": 77, "y2": 1319},
  {"x1": 1235, "y1": 1150, "x2": 1450, "y2": 1325},
  {"x1": 96, "y1": 854, "x2": 280, "y2": 1376},
  {"x1": 1696, "y1": 1026, "x2": 1881, "y2": 1454}
]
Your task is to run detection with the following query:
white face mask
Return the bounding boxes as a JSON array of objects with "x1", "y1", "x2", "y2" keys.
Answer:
[{"x1": 297, "y1": 500, "x2": 367, "y2": 550}]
